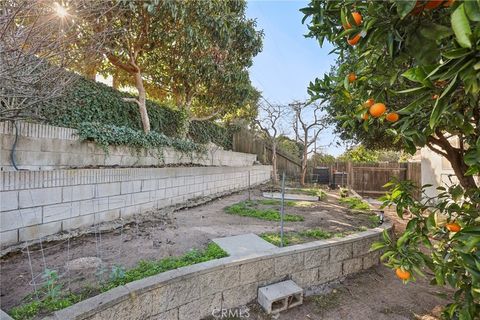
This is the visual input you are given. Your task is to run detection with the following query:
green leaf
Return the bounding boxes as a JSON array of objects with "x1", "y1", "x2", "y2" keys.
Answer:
[
  {"x1": 430, "y1": 98, "x2": 446, "y2": 129},
  {"x1": 395, "y1": 87, "x2": 426, "y2": 94},
  {"x1": 442, "y1": 48, "x2": 472, "y2": 59},
  {"x1": 420, "y1": 23, "x2": 453, "y2": 40},
  {"x1": 465, "y1": 0, "x2": 480, "y2": 22},
  {"x1": 451, "y1": 4, "x2": 473, "y2": 48},
  {"x1": 396, "y1": 0, "x2": 417, "y2": 19}
]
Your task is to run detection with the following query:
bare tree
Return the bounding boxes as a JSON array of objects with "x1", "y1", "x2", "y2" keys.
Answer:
[
  {"x1": 255, "y1": 98, "x2": 287, "y2": 184},
  {"x1": 0, "y1": 1, "x2": 108, "y2": 122},
  {"x1": 290, "y1": 101, "x2": 328, "y2": 186}
]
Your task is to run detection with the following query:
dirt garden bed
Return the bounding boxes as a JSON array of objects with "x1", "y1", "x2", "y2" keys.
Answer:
[{"x1": 0, "y1": 186, "x2": 381, "y2": 319}]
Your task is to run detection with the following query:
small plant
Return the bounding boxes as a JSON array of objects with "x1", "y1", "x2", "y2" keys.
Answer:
[
  {"x1": 224, "y1": 201, "x2": 304, "y2": 222},
  {"x1": 339, "y1": 197, "x2": 370, "y2": 211},
  {"x1": 41, "y1": 269, "x2": 61, "y2": 300},
  {"x1": 102, "y1": 242, "x2": 228, "y2": 291},
  {"x1": 339, "y1": 187, "x2": 349, "y2": 198},
  {"x1": 109, "y1": 265, "x2": 126, "y2": 282},
  {"x1": 368, "y1": 214, "x2": 381, "y2": 227},
  {"x1": 261, "y1": 228, "x2": 333, "y2": 246}
]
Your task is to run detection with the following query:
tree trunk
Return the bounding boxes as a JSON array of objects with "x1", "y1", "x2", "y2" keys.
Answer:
[
  {"x1": 112, "y1": 72, "x2": 120, "y2": 89},
  {"x1": 301, "y1": 147, "x2": 308, "y2": 186},
  {"x1": 272, "y1": 143, "x2": 278, "y2": 184},
  {"x1": 133, "y1": 71, "x2": 150, "y2": 134},
  {"x1": 427, "y1": 136, "x2": 478, "y2": 190},
  {"x1": 446, "y1": 150, "x2": 478, "y2": 189},
  {"x1": 85, "y1": 65, "x2": 96, "y2": 80}
]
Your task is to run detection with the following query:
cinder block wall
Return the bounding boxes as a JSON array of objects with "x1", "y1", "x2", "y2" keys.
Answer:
[
  {"x1": 0, "y1": 122, "x2": 257, "y2": 170},
  {"x1": 0, "y1": 166, "x2": 271, "y2": 247},
  {"x1": 46, "y1": 225, "x2": 390, "y2": 320}
]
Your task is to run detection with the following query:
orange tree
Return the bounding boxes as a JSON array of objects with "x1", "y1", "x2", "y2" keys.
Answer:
[{"x1": 301, "y1": 0, "x2": 479, "y2": 318}]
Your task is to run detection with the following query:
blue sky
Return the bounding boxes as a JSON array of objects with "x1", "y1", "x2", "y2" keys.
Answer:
[{"x1": 246, "y1": 0, "x2": 346, "y2": 156}]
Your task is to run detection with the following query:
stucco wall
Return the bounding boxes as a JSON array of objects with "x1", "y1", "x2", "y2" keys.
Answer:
[
  {"x1": 43, "y1": 224, "x2": 391, "y2": 320},
  {"x1": 0, "y1": 166, "x2": 271, "y2": 247},
  {"x1": 0, "y1": 121, "x2": 257, "y2": 171}
]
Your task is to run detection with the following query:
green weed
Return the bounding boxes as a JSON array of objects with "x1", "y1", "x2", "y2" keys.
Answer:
[
  {"x1": 224, "y1": 202, "x2": 304, "y2": 222},
  {"x1": 338, "y1": 197, "x2": 370, "y2": 211}
]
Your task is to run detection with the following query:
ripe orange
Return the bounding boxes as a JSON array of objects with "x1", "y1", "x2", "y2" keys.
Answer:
[
  {"x1": 343, "y1": 12, "x2": 362, "y2": 29},
  {"x1": 424, "y1": 0, "x2": 443, "y2": 9},
  {"x1": 347, "y1": 33, "x2": 361, "y2": 46},
  {"x1": 362, "y1": 113, "x2": 369, "y2": 120},
  {"x1": 363, "y1": 98, "x2": 375, "y2": 108},
  {"x1": 369, "y1": 103, "x2": 386, "y2": 118},
  {"x1": 352, "y1": 12, "x2": 362, "y2": 26},
  {"x1": 386, "y1": 112, "x2": 399, "y2": 122},
  {"x1": 443, "y1": 0, "x2": 455, "y2": 7},
  {"x1": 348, "y1": 73, "x2": 357, "y2": 83},
  {"x1": 395, "y1": 268, "x2": 411, "y2": 280},
  {"x1": 446, "y1": 222, "x2": 461, "y2": 232}
]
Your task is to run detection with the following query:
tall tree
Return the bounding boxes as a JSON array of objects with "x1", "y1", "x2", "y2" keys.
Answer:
[
  {"x1": 291, "y1": 101, "x2": 328, "y2": 185},
  {"x1": 302, "y1": 1, "x2": 479, "y2": 317},
  {"x1": 0, "y1": 1, "x2": 93, "y2": 121},
  {"x1": 147, "y1": 0, "x2": 263, "y2": 134},
  {"x1": 255, "y1": 100, "x2": 287, "y2": 184}
]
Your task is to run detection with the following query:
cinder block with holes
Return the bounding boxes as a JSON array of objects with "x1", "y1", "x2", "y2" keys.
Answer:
[{"x1": 258, "y1": 280, "x2": 303, "y2": 314}]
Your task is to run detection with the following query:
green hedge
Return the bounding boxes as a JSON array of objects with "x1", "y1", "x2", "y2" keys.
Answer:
[
  {"x1": 77, "y1": 122, "x2": 206, "y2": 155},
  {"x1": 40, "y1": 76, "x2": 235, "y2": 149}
]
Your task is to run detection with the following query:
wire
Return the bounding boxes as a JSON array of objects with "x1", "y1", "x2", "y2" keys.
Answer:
[{"x1": 10, "y1": 120, "x2": 19, "y2": 171}]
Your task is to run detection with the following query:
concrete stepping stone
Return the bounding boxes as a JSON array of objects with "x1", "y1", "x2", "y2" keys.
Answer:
[
  {"x1": 262, "y1": 192, "x2": 319, "y2": 202},
  {"x1": 212, "y1": 233, "x2": 276, "y2": 257}
]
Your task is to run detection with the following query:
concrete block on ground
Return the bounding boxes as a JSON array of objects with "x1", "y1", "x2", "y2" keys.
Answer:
[{"x1": 258, "y1": 280, "x2": 303, "y2": 314}]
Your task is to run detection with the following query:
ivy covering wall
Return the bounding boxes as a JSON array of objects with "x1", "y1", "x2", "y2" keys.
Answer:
[{"x1": 40, "y1": 76, "x2": 235, "y2": 150}]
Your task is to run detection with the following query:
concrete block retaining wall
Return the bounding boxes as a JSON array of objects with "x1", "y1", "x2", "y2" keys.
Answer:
[
  {"x1": 0, "y1": 122, "x2": 257, "y2": 170},
  {"x1": 38, "y1": 224, "x2": 391, "y2": 320},
  {"x1": 0, "y1": 166, "x2": 271, "y2": 247}
]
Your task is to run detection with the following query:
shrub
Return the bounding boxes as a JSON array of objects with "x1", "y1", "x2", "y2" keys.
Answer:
[
  {"x1": 40, "y1": 76, "x2": 235, "y2": 149},
  {"x1": 372, "y1": 181, "x2": 480, "y2": 318},
  {"x1": 76, "y1": 122, "x2": 205, "y2": 156}
]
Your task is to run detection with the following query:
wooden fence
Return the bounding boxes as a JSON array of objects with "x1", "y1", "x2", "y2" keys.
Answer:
[
  {"x1": 314, "y1": 161, "x2": 421, "y2": 198},
  {"x1": 232, "y1": 128, "x2": 421, "y2": 197},
  {"x1": 232, "y1": 128, "x2": 302, "y2": 178}
]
